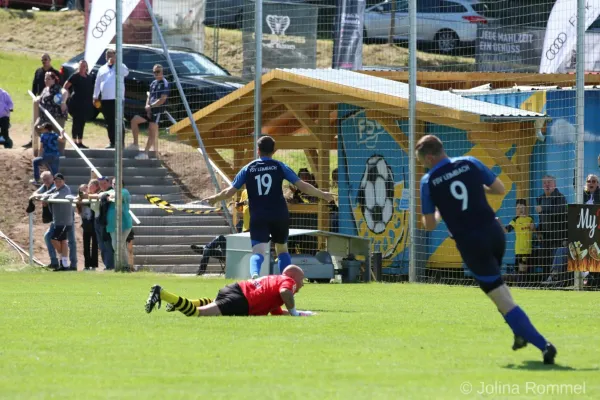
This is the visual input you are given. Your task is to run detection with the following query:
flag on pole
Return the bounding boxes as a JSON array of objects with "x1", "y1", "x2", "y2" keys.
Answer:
[
  {"x1": 540, "y1": 0, "x2": 600, "y2": 73},
  {"x1": 85, "y1": 0, "x2": 142, "y2": 67}
]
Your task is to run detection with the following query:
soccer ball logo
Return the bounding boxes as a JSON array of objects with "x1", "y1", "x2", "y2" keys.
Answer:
[{"x1": 357, "y1": 155, "x2": 394, "y2": 234}]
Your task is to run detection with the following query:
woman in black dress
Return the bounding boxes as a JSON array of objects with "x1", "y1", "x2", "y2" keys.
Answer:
[{"x1": 64, "y1": 60, "x2": 94, "y2": 148}]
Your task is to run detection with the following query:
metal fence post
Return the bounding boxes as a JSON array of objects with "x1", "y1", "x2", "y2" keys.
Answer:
[
  {"x1": 574, "y1": 0, "x2": 585, "y2": 290},
  {"x1": 28, "y1": 213, "x2": 34, "y2": 266},
  {"x1": 408, "y1": 0, "x2": 417, "y2": 283}
]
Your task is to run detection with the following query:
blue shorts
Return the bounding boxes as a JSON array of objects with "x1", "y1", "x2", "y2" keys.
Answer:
[
  {"x1": 454, "y1": 221, "x2": 506, "y2": 283},
  {"x1": 249, "y1": 216, "x2": 289, "y2": 246}
]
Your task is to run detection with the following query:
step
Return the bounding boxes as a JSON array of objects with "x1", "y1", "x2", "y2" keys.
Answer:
[
  {"x1": 134, "y1": 225, "x2": 231, "y2": 236},
  {"x1": 133, "y1": 244, "x2": 219, "y2": 256},
  {"x1": 134, "y1": 254, "x2": 205, "y2": 265},
  {"x1": 134, "y1": 235, "x2": 231, "y2": 246},
  {"x1": 123, "y1": 207, "x2": 229, "y2": 217},
  {"x1": 60, "y1": 158, "x2": 162, "y2": 168},
  {"x1": 140, "y1": 264, "x2": 225, "y2": 274},
  {"x1": 137, "y1": 216, "x2": 228, "y2": 227},
  {"x1": 66, "y1": 185, "x2": 181, "y2": 196},
  {"x1": 64, "y1": 175, "x2": 175, "y2": 186},
  {"x1": 64, "y1": 149, "x2": 157, "y2": 159},
  {"x1": 72, "y1": 167, "x2": 170, "y2": 177},
  {"x1": 131, "y1": 193, "x2": 188, "y2": 204}
]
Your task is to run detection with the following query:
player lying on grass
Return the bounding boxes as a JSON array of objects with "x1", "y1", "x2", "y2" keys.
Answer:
[
  {"x1": 416, "y1": 134, "x2": 557, "y2": 365},
  {"x1": 145, "y1": 265, "x2": 315, "y2": 317},
  {"x1": 200, "y1": 135, "x2": 335, "y2": 279}
]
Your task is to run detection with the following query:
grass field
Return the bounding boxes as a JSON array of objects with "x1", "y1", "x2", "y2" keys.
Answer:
[{"x1": 0, "y1": 269, "x2": 598, "y2": 399}]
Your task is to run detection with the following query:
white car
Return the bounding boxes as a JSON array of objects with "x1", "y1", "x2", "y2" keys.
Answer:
[{"x1": 364, "y1": 0, "x2": 491, "y2": 53}]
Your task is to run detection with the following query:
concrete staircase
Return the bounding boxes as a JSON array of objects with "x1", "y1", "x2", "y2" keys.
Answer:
[{"x1": 60, "y1": 149, "x2": 232, "y2": 274}]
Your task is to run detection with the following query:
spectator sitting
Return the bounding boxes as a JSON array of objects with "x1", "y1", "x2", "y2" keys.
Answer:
[
  {"x1": 76, "y1": 184, "x2": 98, "y2": 271},
  {"x1": 30, "y1": 122, "x2": 64, "y2": 185},
  {"x1": 192, "y1": 234, "x2": 226, "y2": 276},
  {"x1": 329, "y1": 168, "x2": 339, "y2": 233},
  {"x1": 0, "y1": 87, "x2": 14, "y2": 149},
  {"x1": 583, "y1": 174, "x2": 600, "y2": 205},
  {"x1": 129, "y1": 64, "x2": 169, "y2": 159},
  {"x1": 582, "y1": 174, "x2": 600, "y2": 287},
  {"x1": 504, "y1": 199, "x2": 535, "y2": 286}
]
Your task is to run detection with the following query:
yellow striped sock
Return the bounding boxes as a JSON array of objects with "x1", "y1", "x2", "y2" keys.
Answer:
[{"x1": 159, "y1": 288, "x2": 179, "y2": 304}]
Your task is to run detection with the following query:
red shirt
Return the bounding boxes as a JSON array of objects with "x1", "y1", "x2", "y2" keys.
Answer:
[{"x1": 238, "y1": 275, "x2": 297, "y2": 316}]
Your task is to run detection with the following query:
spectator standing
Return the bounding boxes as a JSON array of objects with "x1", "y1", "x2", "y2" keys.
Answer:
[
  {"x1": 93, "y1": 49, "x2": 129, "y2": 149},
  {"x1": 0, "y1": 87, "x2": 13, "y2": 149},
  {"x1": 35, "y1": 72, "x2": 69, "y2": 155},
  {"x1": 30, "y1": 122, "x2": 64, "y2": 185},
  {"x1": 127, "y1": 229, "x2": 135, "y2": 271},
  {"x1": 45, "y1": 173, "x2": 74, "y2": 271},
  {"x1": 64, "y1": 60, "x2": 94, "y2": 149},
  {"x1": 106, "y1": 179, "x2": 133, "y2": 269},
  {"x1": 583, "y1": 174, "x2": 600, "y2": 205},
  {"x1": 129, "y1": 64, "x2": 169, "y2": 159},
  {"x1": 88, "y1": 177, "x2": 115, "y2": 270},
  {"x1": 76, "y1": 184, "x2": 98, "y2": 270},
  {"x1": 504, "y1": 199, "x2": 535, "y2": 285},
  {"x1": 536, "y1": 175, "x2": 568, "y2": 282},
  {"x1": 24, "y1": 54, "x2": 61, "y2": 149}
]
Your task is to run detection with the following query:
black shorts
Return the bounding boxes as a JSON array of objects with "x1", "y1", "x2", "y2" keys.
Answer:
[
  {"x1": 126, "y1": 229, "x2": 135, "y2": 243},
  {"x1": 144, "y1": 111, "x2": 163, "y2": 125},
  {"x1": 249, "y1": 216, "x2": 289, "y2": 245},
  {"x1": 214, "y1": 283, "x2": 249, "y2": 316},
  {"x1": 455, "y1": 221, "x2": 506, "y2": 283},
  {"x1": 51, "y1": 225, "x2": 71, "y2": 242}
]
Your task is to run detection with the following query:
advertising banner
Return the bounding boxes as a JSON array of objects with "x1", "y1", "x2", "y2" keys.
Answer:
[{"x1": 567, "y1": 204, "x2": 600, "y2": 272}]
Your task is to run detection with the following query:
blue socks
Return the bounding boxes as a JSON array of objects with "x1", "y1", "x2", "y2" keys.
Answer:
[
  {"x1": 504, "y1": 306, "x2": 547, "y2": 351},
  {"x1": 278, "y1": 252, "x2": 292, "y2": 274},
  {"x1": 250, "y1": 254, "x2": 264, "y2": 277}
]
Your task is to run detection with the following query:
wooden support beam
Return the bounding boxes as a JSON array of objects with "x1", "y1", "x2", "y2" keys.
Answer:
[
  {"x1": 366, "y1": 110, "x2": 409, "y2": 153},
  {"x1": 279, "y1": 102, "x2": 322, "y2": 137},
  {"x1": 514, "y1": 123, "x2": 538, "y2": 200},
  {"x1": 205, "y1": 147, "x2": 235, "y2": 179},
  {"x1": 273, "y1": 135, "x2": 320, "y2": 149},
  {"x1": 304, "y1": 149, "x2": 319, "y2": 174},
  {"x1": 317, "y1": 104, "x2": 334, "y2": 247}
]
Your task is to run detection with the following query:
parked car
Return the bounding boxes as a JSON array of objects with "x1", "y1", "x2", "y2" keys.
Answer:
[
  {"x1": 60, "y1": 44, "x2": 249, "y2": 125},
  {"x1": 364, "y1": 0, "x2": 491, "y2": 53},
  {"x1": 8, "y1": 0, "x2": 67, "y2": 10}
]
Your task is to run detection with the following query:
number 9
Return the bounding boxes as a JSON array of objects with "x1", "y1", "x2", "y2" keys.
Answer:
[{"x1": 450, "y1": 181, "x2": 468, "y2": 211}]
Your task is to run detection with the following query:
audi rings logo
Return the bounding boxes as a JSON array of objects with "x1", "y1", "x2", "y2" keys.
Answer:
[
  {"x1": 92, "y1": 9, "x2": 116, "y2": 39},
  {"x1": 545, "y1": 32, "x2": 568, "y2": 61}
]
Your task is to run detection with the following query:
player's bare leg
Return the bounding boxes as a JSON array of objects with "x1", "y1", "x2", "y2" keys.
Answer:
[{"x1": 487, "y1": 284, "x2": 556, "y2": 364}]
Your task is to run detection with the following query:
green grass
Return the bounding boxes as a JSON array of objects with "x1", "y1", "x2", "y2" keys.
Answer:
[{"x1": 0, "y1": 272, "x2": 598, "y2": 399}]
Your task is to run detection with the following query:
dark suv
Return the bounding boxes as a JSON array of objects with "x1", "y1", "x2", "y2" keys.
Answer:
[{"x1": 60, "y1": 44, "x2": 249, "y2": 124}]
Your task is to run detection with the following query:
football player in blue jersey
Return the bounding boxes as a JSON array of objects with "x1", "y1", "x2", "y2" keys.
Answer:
[
  {"x1": 202, "y1": 135, "x2": 335, "y2": 278},
  {"x1": 416, "y1": 134, "x2": 556, "y2": 365}
]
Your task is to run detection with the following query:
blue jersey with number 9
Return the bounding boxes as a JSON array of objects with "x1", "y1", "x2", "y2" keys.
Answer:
[
  {"x1": 232, "y1": 157, "x2": 300, "y2": 219},
  {"x1": 420, "y1": 156, "x2": 497, "y2": 238}
]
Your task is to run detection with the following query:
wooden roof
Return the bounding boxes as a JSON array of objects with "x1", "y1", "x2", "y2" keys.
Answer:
[
  {"x1": 358, "y1": 71, "x2": 600, "y2": 91},
  {"x1": 170, "y1": 69, "x2": 547, "y2": 148}
]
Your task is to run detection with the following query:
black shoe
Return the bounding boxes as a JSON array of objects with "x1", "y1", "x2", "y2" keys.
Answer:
[
  {"x1": 22, "y1": 140, "x2": 32, "y2": 149},
  {"x1": 53, "y1": 266, "x2": 69, "y2": 272},
  {"x1": 191, "y1": 244, "x2": 204, "y2": 254},
  {"x1": 165, "y1": 303, "x2": 176, "y2": 312},
  {"x1": 105, "y1": 144, "x2": 115, "y2": 149},
  {"x1": 196, "y1": 269, "x2": 206, "y2": 276},
  {"x1": 512, "y1": 335, "x2": 528, "y2": 351},
  {"x1": 543, "y1": 343, "x2": 557, "y2": 365},
  {"x1": 44, "y1": 263, "x2": 59, "y2": 270},
  {"x1": 79, "y1": 143, "x2": 89, "y2": 149},
  {"x1": 145, "y1": 284, "x2": 162, "y2": 314}
]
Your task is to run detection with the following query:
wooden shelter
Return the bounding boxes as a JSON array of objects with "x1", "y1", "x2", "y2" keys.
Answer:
[{"x1": 170, "y1": 69, "x2": 548, "y2": 235}]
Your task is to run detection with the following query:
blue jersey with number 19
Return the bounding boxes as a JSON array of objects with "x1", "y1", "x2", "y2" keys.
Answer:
[
  {"x1": 232, "y1": 157, "x2": 300, "y2": 219},
  {"x1": 420, "y1": 156, "x2": 497, "y2": 238}
]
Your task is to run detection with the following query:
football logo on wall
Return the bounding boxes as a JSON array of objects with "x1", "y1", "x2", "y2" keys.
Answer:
[
  {"x1": 356, "y1": 155, "x2": 395, "y2": 234},
  {"x1": 266, "y1": 15, "x2": 291, "y2": 36}
]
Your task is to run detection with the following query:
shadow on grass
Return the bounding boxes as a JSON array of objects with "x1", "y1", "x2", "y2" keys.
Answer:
[{"x1": 503, "y1": 361, "x2": 599, "y2": 372}]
